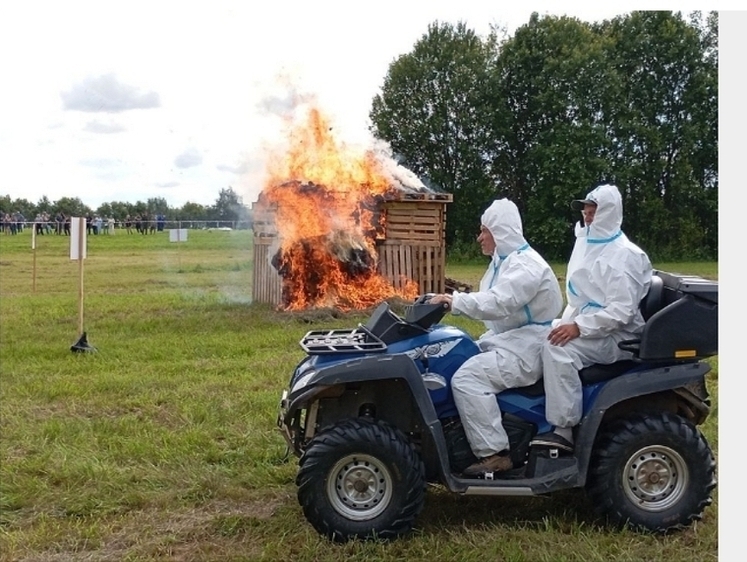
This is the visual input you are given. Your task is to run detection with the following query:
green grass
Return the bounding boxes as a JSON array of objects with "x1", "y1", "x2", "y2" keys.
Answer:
[{"x1": 0, "y1": 229, "x2": 718, "y2": 561}]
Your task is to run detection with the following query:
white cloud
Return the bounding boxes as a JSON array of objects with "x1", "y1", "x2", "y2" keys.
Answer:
[
  {"x1": 174, "y1": 148, "x2": 203, "y2": 169},
  {"x1": 61, "y1": 74, "x2": 160, "y2": 113}
]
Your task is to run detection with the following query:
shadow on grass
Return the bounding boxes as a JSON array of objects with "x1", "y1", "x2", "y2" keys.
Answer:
[{"x1": 415, "y1": 486, "x2": 603, "y2": 535}]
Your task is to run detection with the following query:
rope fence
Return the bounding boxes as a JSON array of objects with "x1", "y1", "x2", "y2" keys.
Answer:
[{"x1": 1, "y1": 219, "x2": 252, "y2": 235}]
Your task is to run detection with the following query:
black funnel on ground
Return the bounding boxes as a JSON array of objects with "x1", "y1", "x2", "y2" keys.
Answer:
[{"x1": 71, "y1": 332, "x2": 97, "y2": 353}]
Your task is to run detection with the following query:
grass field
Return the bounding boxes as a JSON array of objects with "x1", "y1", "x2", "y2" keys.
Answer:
[{"x1": 0, "y1": 229, "x2": 718, "y2": 561}]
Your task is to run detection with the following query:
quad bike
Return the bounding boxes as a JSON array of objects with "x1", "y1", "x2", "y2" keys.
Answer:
[{"x1": 276, "y1": 270, "x2": 718, "y2": 542}]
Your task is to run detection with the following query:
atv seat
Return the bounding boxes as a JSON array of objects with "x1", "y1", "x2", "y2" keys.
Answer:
[
  {"x1": 641, "y1": 273, "x2": 664, "y2": 321},
  {"x1": 515, "y1": 360, "x2": 641, "y2": 397}
]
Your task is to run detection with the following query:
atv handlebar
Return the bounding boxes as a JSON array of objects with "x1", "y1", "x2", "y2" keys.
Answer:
[
  {"x1": 404, "y1": 296, "x2": 449, "y2": 329},
  {"x1": 412, "y1": 293, "x2": 437, "y2": 306}
]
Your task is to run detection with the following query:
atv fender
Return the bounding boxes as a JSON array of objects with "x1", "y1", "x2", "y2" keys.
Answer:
[
  {"x1": 284, "y1": 353, "x2": 455, "y2": 481},
  {"x1": 574, "y1": 360, "x2": 711, "y2": 484}
]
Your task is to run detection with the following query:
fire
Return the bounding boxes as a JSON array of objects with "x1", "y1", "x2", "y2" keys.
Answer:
[{"x1": 259, "y1": 107, "x2": 419, "y2": 311}]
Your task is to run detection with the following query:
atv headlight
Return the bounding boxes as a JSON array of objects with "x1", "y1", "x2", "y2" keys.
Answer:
[{"x1": 291, "y1": 369, "x2": 317, "y2": 393}]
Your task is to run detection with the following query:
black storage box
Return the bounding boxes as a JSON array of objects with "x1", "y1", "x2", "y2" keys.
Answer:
[{"x1": 636, "y1": 271, "x2": 718, "y2": 361}]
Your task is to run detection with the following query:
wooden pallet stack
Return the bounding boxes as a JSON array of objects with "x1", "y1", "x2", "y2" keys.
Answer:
[
  {"x1": 251, "y1": 201, "x2": 283, "y2": 305},
  {"x1": 251, "y1": 191, "x2": 453, "y2": 306},
  {"x1": 377, "y1": 192, "x2": 452, "y2": 295}
]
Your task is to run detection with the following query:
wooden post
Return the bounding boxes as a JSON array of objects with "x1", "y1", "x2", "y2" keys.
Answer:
[
  {"x1": 32, "y1": 224, "x2": 37, "y2": 292},
  {"x1": 78, "y1": 217, "x2": 85, "y2": 336}
]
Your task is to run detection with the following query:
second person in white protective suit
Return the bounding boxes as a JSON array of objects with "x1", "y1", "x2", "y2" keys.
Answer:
[
  {"x1": 530, "y1": 184, "x2": 653, "y2": 452},
  {"x1": 429, "y1": 198, "x2": 563, "y2": 476}
]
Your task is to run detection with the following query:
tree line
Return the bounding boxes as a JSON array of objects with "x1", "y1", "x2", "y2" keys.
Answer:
[
  {"x1": 369, "y1": 11, "x2": 717, "y2": 261},
  {"x1": 0, "y1": 188, "x2": 251, "y2": 227}
]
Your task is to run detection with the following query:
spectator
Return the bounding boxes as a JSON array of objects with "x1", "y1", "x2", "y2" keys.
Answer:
[
  {"x1": 2, "y1": 213, "x2": 11, "y2": 235},
  {"x1": 15, "y1": 211, "x2": 25, "y2": 233}
]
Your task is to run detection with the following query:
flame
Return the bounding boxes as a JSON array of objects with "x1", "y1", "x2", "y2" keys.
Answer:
[{"x1": 259, "y1": 106, "x2": 419, "y2": 311}]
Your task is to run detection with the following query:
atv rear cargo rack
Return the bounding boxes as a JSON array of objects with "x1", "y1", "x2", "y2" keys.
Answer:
[{"x1": 300, "y1": 326, "x2": 387, "y2": 355}]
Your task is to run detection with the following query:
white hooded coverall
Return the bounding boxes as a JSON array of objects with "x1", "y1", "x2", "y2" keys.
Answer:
[
  {"x1": 542, "y1": 184, "x2": 653, "y2": 429},
  {"x1": 450, "y1": 199, "x2": 563, "y2": 457}
]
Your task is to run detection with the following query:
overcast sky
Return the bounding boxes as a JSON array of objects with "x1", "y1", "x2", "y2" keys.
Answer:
[{"x1": 0, "y1": 2, "x2": 739, "y2": 210}]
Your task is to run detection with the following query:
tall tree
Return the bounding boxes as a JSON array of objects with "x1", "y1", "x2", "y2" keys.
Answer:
[
  {"x1": 95, "y1": 202, "x2": 115, "y2": 218},
  {"x1": 2, "y1": 197, "x2": 35, "y2": 220},
  {"x1": 175, "y1": 201, "x2": 208, "y2": 222},
  {"x1": 36, "y1": 196, "x2": 53, "y2": 214},
  {"x1": 0, "y1": 195, "x2": 13, "y2": 216},
  {"x1": 53, "y1": 197, "x2": 90, "y2": 218},
  {"x1": 146, "y1": 197, "x2": 170, "y2": 216},
  {"x1": 487, "y1": 14, "x2": 613, "y2": 259},
  {"x1": 369, "y1": 12, "x2": 717, "y2": 260},
  {"x1": 105, "y1": 201, "x2": 135, "y2": 220},
  {"x1": 209, "y1": 187, "x2": 249, "y2": 224},
  {"x1": 370, "y1": 21, "x2": 497, "y2": 245},
  {"x1": 599, "y1": 11, "x2": 718, "y2": 259},
  {"x1": 130, "y1": 201, "x2": 148, "y2": 217}
]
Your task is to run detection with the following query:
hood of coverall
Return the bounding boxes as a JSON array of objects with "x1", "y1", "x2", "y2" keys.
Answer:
[
  {"x1": 574, "y1": 184, "x2": 623, "y2": 240},
  {"x1": 481, "y1": 199, "x2": 527, "y2": 259}
]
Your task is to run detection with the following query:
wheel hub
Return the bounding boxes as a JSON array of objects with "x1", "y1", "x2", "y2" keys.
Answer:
[
  {"x1": 352, "y1": 478, "x2": 369, "y2": 493},
  {"x1": 622, "y1": 444, "x2": 688, "y2": 512},
  {"x1": 327, "y1": 453, "x2": 393, "y2": 521}
]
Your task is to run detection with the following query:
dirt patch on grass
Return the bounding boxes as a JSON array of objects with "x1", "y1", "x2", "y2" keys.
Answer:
[{"x1": 9, "y1": 491, "x2": 294, "y2": 562}]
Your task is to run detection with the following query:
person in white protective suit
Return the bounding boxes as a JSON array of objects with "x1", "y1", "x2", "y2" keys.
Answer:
[
  {"x1": 530, "y1": 184, "x2": 653, "y2": 452},
  {"x1": 428, "y1": 198, "x2": 563, "y2": 476}
]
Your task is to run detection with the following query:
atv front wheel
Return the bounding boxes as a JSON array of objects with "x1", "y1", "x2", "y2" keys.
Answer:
[
  {"x1": 587, "y1": 412, "x2": 716, "y2": 532},
  {"x1": 296, "y1": 417, "x2": 426, "y2": 542}
]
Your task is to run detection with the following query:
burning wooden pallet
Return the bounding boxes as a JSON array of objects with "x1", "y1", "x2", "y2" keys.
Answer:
[{"x1": 251, "y1": 186, "x2": 453, "y2": 309}]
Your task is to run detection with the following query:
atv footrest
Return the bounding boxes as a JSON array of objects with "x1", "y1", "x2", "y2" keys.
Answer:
[{"x1": 526, "y1": 448, "x2": 577, "y2": 478}]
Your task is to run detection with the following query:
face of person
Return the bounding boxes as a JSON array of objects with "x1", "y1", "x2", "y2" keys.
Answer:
[
  {"x1": 582, "y1": 203, "x2": 597, "y2": 225},
  {"x1": 477, "y1": 225, "x2": 497, "y2": 256}
]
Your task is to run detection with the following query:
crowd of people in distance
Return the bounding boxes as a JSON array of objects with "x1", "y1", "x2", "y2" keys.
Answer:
[
  {"x1": 1, "y1": 212, "x2": 168, "y2": 235},
  {"x1": 1, "y1": 211, "x2": 28, "y2": 235},
  {"x1": 122, "y1": 213, "x2": 167, "y2": 234}
]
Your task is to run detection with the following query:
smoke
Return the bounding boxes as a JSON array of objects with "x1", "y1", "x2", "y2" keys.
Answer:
[{"x1": 238, "y1": 75, "x2": 439, "y2": 214}]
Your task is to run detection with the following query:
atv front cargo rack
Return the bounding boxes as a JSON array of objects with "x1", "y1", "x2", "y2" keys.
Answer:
[{"x1": 300, "y1": 326, "x2": 387, "y2": 355}]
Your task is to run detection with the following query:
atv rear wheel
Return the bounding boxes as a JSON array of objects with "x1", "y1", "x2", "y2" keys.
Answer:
[
  {"x1": 587, "y1": 412, "x2": 716, "y2": 532},
  {"x1": 296, "y1": 417, "x2": 426, "y2": 542}
]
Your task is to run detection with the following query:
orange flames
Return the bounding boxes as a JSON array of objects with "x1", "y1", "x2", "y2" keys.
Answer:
[{"x1": 259, "y1": 107, "x2": 419, "y2": 311}]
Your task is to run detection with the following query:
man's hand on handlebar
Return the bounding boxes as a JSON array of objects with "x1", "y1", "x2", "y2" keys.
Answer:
[{"x1": 427, "y1": 293, "x2": 453, "y2": 310}]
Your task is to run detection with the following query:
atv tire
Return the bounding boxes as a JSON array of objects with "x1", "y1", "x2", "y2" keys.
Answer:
[
  {"x1": 296, "y1": 417, "x2": 426, "y2": 542},
  {"x1": 587, "y1": 412, "x2": 716, "y2": 532}
]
